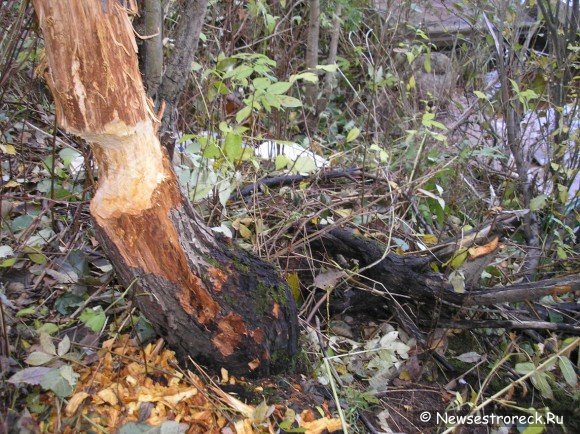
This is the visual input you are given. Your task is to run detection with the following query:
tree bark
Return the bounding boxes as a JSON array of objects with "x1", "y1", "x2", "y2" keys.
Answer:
[
  {"x1": 157, "y1": 0, "x2": 208, "y2": 159},
  {"x1": 141, "y1": 0, "x2": 164, "y2": 98},
  {"x1": 316, "y1": 4, "x2": 342, "y2": 115},
  {"x1": 304, "y1": 0, "x2": 320, "y2": 109},
  {"x1": 32, "y1": 0, "x2": 297, "y2": 377}
]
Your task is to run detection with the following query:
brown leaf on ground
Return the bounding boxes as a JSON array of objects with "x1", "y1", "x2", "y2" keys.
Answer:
[
  {"x1": 467, "y1": 236, "x2": 499, "y2": 259},
  {"x1": 51, "y1": 334, "x2": 342, "y2": 433}
]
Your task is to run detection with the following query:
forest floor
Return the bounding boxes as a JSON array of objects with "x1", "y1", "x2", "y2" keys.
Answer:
[{"x1": 1, "y1": 98, "x2": 578, "y2": 433}]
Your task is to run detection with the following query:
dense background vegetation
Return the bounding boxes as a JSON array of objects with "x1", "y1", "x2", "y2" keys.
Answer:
[{"x1": 1, "y1": 0, "x2": 578, "y2": 432}]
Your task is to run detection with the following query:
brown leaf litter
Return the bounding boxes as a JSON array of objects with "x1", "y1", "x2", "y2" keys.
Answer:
[{"x1": 42, "y1": 334, "x2": 343, "y2": 433}]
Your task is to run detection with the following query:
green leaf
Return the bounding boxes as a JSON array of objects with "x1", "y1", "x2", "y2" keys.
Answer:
[
  {"x1": 55, "y1": 293, "x2": 84, "y2": 315},
  {"x1": 224, "y1": 64, "x2": 253, "y2": 80},
  {"x1": 238, "y1": 224, "x2": 252, "y2": 239},
  {"x1": 289, "y1": 72, "x2": 318, "y2": 83},
  {"x1": 201, "y1": 142, "x2": 220, "y2": 159},
  {"x1": 422, "y1": 112, "x2": 435, "y2": 126},
  {"x1": 423, "y1": 53, "x2": 431, "y2": 73},
  {"x1": 556, "y1": 246, "x2": 567, "y2": 260},
  {"x1": 530, "y1": 194, "x2": 548, "y2": 211},
  {"x1": 522, "y1": 425, "x2": 545, "y2": 434},
  {"x1": 136, "y1": 316, "x2": 157, "y2": 343},
  {"x1": 25, "y1": 351, "x2": 54, "y2": 366},
  {"x1": 530, "y1": 372, "x2": 554, "y2": 399},
  {"x1": 421, "y1": 112, "x2": 446, "y2": 130},
  {"x1": 266, "y1": 81, "x2": 292, "y2": 95},
  {"x1": 177, "y1": 134, "x2": 196, "y2": 144},
  {"x1": 252, "y1": 77, "x2": 271, "y2": 90},
  {"x1": 224, "y1": 132, "x2": 243, "y2": 161},
  {"x1": 40, "y1": 367, "x2": 76, "y2": 398},
  {"x1": 515, "y1": 362, "x2": 535, "y2": 375},
  {"x1": 0, "y1": 258, "x2": 17, "y2": 268},
  {"x1": 28, "y1": 252, "x2": 47, "y2": 265},
  {"x1": 558, "y1": 356, "x2": 577, "y2": 387},
  {"x1": 276, "y1": 95, "x2": 302, "y2": 108},
  {"x1": 213, "y1": 81, "x2": 229, "y2": 95},
  {"x1": 36, "y1": 322, "x2": 59, "y2": 335},
  {"x1": 265, "y1": 14, "x2": 276, "y2": 33},
  {"x1": 40, "y1": 332, "x2": 56, "y2": 355},
  {"x1": 16, "y1": 306, "x2": 36, "y2": 317},
  {"x1": 235, "y1": 105, "x2": 252, "y2": 124},
  {"x1": 79, "y1": 307, "x2": 106, "y2": 332},
  {"x1": 346, "y1": 127, "x2": 360, "y2": 143},
  {"x1": 275, "y1": 155, "x2": 290, "y2": 170},
  {"x1": 292, "y1": 156, "x2": 317, "y2": 174},
  {"x1": 556, "y1": 184, "x2": 568, "y2": 204},
  {"x1": 278, "y1": 420, "x2": 306, "y2": 432},
  {"x1": 316, "y1": 64, "x2": 338, "y2": 72},
  {"x1": 59, "y1": 364, "x2": 78, "y2": 387},
  {"x1": 448, "y1": 249, "x2": 468, "y2": 270},
  {"x1": 59, "y1": 148, "x2": 82, "y2": 168},
  {"x1": 474, "y1": 91, "x2": 488, "y2": 100},
  {"x1": 10, "y1": 215, "x2": 34, "y2": 232},
  {"x1": 58, "y1": 335, "x2": 71, "y2": 357},
  {"x1": 0, "y1": 144, "x2": 16, "y2": 155}
]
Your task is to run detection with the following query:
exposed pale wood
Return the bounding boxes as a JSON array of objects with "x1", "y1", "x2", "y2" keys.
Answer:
[{"x1": 33, "y1": 0, "x2": 297, "y2": 376}]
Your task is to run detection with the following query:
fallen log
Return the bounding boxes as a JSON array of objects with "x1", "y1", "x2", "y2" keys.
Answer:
[{"x1": 314, "y1": 227, "x2": 579, "y2": 307}]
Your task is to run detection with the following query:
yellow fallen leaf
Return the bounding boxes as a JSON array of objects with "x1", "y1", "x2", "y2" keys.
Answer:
[
  {"x1": 334, "y1": 208, "x2": 352, "y2": 218},
  {"x1": 286, "y1": 272, "x2": 301, "y2": 302},
  {"x1": 65, "y1": 391, "x2": 90, "y2": 416},
  {"x1": 221, "y1": 368, "x2": 229, "y2": 383},
  {"x1": 0, "y1": 144, "x2": 16, "y2": 155},
  {"x1": 97, "y1": 388, "x2": 119, "y2": 406},
  {"x1": 420, "y1": 234, "x2": 438, "y2": 245},
  {"x1": 2, "y1": 180, "x2": 20, "y2": 188},
  {"x1": 137, "y1": 387, "x2": 197, "y2": 407},
  {"x1": 162, "y1": 387, "x2": 198, "y2": 406},
  {"x1": 234, "y1": 418, "x2": 254, "y2": 434},
  {"x1": 399, "y1": 370, "x2": 412, "y2": 381},
  {"x1": 238, "y1": 223, "x2": 252, "y2": 239},
  {"x1": 300, "y1": 417, "x2": 344, "y2": 433}
]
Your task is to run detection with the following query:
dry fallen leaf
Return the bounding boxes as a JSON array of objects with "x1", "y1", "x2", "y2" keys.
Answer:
[
  {"x1": 211, "y1": 385, "x2": 255, "y2": 418},
  {"x1": 468, "y1": 237, "x2": 499, "y2": 259},
  {"x1": 65, "y1": 391, "x2": 90, "y2": 416},
  {"x1": 300, "y1": 416, "x2": 344, "y2": 434},
  {"x1": 234, "y1": 418, "x2": 255, "y2": 434},
  {"x1": 97, "y1": 387, "x2": 119, "y2": 406}
]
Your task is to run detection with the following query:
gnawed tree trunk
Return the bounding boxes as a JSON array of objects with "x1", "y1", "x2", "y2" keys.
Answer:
[{"x1": 33, "y1": 0, "x2": 297, "y2": 377}]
